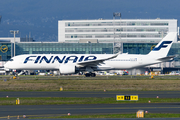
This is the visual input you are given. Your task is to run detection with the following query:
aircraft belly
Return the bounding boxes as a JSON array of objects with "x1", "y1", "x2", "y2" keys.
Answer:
[
  {"x1": 17, "y1": 63, "x2": 57, "y2": 70},
  {"x1": 104, "y1": 61, "x2": 138, "y2": 69},
  {"x1": 96, "y1": 66, "x2": 113, "y2": 71}
]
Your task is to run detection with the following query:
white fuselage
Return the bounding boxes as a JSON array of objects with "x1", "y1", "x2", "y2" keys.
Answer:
[{"x1": 4, "y1": 53, "x2": 159, "y2": 71}]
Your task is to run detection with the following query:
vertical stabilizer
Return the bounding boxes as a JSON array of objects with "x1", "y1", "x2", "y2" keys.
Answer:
[{"x1": 148, "y1": 32, "x2": 176, "y2": 58}]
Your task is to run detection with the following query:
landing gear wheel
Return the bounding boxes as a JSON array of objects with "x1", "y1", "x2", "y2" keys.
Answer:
[
  {"x1": 85, "y1": 73, "x2": 91, "y2": 77},
  {"x1": 91, "y1": 73, "x2": 96, "y2": 77},
  {"x1": 85, "y1": 73, "x2": 96, "y2": 77}
]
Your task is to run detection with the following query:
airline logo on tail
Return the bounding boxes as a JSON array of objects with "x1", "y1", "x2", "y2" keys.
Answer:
[{"x1": 152, "y1": 41, "x2": 172, "y2": 51}]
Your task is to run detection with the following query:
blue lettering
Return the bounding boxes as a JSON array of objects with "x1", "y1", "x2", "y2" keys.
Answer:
[
  {"x1": 64, "y1": 56, "x2": 78, "y2": 63},
  {"x1": 84, "y1": 56, "x2": 97, "y2": 61},
  {"x1": 24, "y1": 56, "x2": 36, "y2": 63},
  {"x1": 39, "y1": 56, "x2": 53, "y2": 63},
  {"x1": 34, "y1": 56, "x2": 41, "y2": 63},
  {"x1": 24, "y1": 55, "x2": 98, "y2": 64},
  {"x1": 78, "y1": 56, "x2": 84, "y2": 62},
  {"x1": 52, "y1": 56, "x2": 66, "y2": 63}
]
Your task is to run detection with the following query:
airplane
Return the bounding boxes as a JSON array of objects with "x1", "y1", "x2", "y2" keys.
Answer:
[{"x1": 4, "y1": 32, "x2": 177, "y2": 77}]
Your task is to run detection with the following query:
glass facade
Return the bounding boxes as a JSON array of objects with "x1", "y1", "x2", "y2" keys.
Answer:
[
  {"x1": 16, "y1": 43, "x2": 113, "y2": 55},
  {"x1": 16, "y1": 42, "x2": 180, "y2": 57},
  {"x1": 123, "y1": 43, "x2": 157, "y2": 54},
  {"x1": 123, "y1": 42, "x2": 180, "y2": 67},
  {"x1": 168, "y1": 43, "x2": 180, "y2": 67},
  {"x1": 168, "y1": 43, "x2": 180, "y2": 56},
  {"x1": 0, "y1": 42, "x2": 179, "y2": 68},
  {"x1": 123, "y1": 43, "x2": 180, "y2": 57}
]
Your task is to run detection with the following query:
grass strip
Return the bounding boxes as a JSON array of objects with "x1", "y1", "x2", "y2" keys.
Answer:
[
  {"x1": 1, "y1": 79, "x2": 180, "y2": 91},
  {"x1": 0, "y1": 97, "x2": 180, "y2": 105},
  {"x1": 29, "y1": 113, "x2": 180, "y2": 119}
]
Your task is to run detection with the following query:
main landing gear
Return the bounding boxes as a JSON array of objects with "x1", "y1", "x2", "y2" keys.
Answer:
[{"x1": 85, "y1": 72, "x2": 96, "y2": 77}]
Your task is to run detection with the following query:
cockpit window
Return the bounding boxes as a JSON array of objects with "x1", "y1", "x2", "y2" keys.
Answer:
[{"x1": 9, "y1": 59, "x2": 13, "y2": 61}]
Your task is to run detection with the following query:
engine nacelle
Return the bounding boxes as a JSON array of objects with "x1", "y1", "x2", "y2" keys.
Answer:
[{"x1": 59, "y1": 64, "x2": 76, "y2": 74}]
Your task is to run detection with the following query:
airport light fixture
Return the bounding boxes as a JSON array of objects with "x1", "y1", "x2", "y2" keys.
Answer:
[
  {"x1": 113, "y1": 12, "x2": 121, "y2": 54},
  {"x1": 10, "y1": 30, "x2": 19, "y2": 57},
  {"x1": 113, "y1": 12, "x2": 121, "y2": 18},
  {"x1": 113, "y1": 12, "x2": 121, "y2": 42}
]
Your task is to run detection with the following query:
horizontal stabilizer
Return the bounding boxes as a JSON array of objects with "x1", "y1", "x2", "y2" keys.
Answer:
[{"x1": 157, "y1": 55, "x2": 176, "y2": 62}]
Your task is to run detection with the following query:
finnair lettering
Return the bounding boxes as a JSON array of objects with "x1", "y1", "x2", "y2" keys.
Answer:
[
  {"x1": 64, "y1": 56, "x2": 78, "y2": 63},
  {"x1": 24, "y1": 55, "x2": 97, "y2": 64},
  {"x1": 24, "y1": 56, "x2": 36, "y2": 63},
  {"x1": 84, "y1": 56, "x2": 97, "y2": 61},
  {"x1": 152, "y1": 41, "x2": 172, "y2": 51},
  {"x1": 39, "y1": 56, "x2": 53, "y2": 63},
  {"x1": 52, "y1": 56, "x2": 66, "y2": 63}
]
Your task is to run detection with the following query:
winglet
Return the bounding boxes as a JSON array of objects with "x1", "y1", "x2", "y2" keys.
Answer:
[{"x1": 110, "y1": 51, "x2": 121, "y2": 59}]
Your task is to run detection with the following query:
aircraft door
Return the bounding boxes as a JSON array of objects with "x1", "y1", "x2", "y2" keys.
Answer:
[{"x1": 138, "y1": 57, "x2": 143, "y2": 64}]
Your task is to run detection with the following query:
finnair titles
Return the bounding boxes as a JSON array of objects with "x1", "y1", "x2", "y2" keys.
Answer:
[
  {"x1": 24, "y1": 55, "x2": 96, "y2": 64},
  {"x1": 23, "y1": 55, "x2": 137, "y2": 64}
]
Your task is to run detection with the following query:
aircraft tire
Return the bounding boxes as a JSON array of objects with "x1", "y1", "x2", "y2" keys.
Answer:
[
  {"x1": 85, "y1": 73, "x2": 91, "y2": 77},
  {"x1": 91, "y1": 73, "x2": 96, "y2": 77}
]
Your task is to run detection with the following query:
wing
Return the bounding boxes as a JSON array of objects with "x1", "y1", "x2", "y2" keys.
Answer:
[{"x1": 76, "y1": 52, "x2": 120, "y2": 67}]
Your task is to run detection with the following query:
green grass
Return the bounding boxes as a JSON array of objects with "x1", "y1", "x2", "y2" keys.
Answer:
[
  {"x1": 0, "y1": 97, "x2": 180, "y2": 105},
  {"x1": 28, "y1": 113, "x2": 180, "y2": 119},
  {"x1": 1, "y1": 78, "x2": 180, "y2": 91}
]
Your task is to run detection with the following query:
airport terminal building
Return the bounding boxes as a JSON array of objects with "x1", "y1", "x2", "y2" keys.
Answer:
[
  {"x1": 58, "y1": 19, "x2": 177, "y2": 43},
  {"x1": 0, "y1": 18, "x2": 180, "y2": 74}
]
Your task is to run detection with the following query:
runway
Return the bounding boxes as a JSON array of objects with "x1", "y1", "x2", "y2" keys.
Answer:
[
  {"x1": 0, "y1": 91, "x2": 180, "y2": 98},
  {"x1": 0, "y1": 103, "x2": 180, "y2": 117}
]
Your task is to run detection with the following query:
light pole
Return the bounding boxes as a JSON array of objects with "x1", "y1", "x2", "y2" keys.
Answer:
[
  {"x1": 113, "y1": 12, "x2": 121, "y2": 54},
  {"x1": 10, "y1": 30, "x2": 19, "y2": 57},
  {"x1": 113, "y1": 12, "x2": 121, "y2": 42}
]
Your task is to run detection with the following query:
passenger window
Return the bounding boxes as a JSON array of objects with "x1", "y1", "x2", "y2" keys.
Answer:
[{"x1": 10, "y1": 59, "x2": 13, "y2": 61}]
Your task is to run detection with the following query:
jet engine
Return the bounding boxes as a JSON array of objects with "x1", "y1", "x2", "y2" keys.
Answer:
[{"x1": 59, "y1": 64, "x2": 76, "y2": 74}]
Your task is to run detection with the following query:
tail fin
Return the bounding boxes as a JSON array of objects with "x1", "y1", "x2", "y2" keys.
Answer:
[{"x1": 148, "y1": 32, "x2": 177, "y2": 58}]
